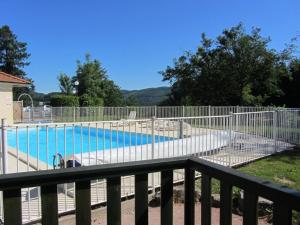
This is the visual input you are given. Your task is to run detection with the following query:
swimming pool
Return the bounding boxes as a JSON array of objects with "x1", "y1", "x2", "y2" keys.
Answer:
[{"x1": 7, "y1": 126, "x2": 170, "y2": 165}]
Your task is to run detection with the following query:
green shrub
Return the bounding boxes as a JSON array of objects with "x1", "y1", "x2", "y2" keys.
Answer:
[
  {"x1": 50, "y1": 95, "x2": 79, "y2": 106},
  {"x1": 79, "y1": 94, "x2": 103, "y2": 106}
]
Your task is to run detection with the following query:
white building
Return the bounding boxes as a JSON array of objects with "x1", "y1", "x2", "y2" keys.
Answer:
[{"x1": 0, "y1": 71, "x2": 30, "y2": 124}]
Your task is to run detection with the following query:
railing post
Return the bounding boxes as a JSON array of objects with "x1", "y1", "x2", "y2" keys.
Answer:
[
  {"x1": 228, "y1": 112, "x2": 233, "y2": 166},
  {"x1": 41, "y1": 184, "x2": 58, "y2": 225},
  {"x1": 135, "y1": 173, "x2": 148, "y2": 225},
  {"x1": 76, "y1": 181, "x2": 91, "y2": 225},
  {"x1": 201, "y1": 174, "x2": 211, "y2": 225},
  {"x1": 151, "y1": 116, "x2": 155, "y2": 194},
  {"x1": 182, "y1": 105, "x2": 185, "y2": 117},
  {"x1": 107, "y1": 177, "x2": 121, "y2": 225},
  {"x1": 273, "y1": 202, "x2": 292, "y2": 225},
  {"x1": 273, "y1": 110, "x2": 278, "y2": 153},
  {"x1": 243, "y1": 191, "x2": 258, "y2": 225},
  {"x1": 220, "y1": 181, "x2": 232, "y2": 225},
  {"x1": 1, "y1": 118, "x2": 8, "y2": 174},
  {"x1": 184, "y1": 167, "x2": 195, "y2": 225},
  {"x1": 161, "y1": 170, "x2": 173, "y2": 225},
  {"x1": 3, "y1": 189, "x2": 22, "y2": 225},
  {"x1": 154, "y1": 105, "x2": 157, "y2": 118}
]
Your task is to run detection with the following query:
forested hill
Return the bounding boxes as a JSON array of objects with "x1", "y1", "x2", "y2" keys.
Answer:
[
  {"x1": 121, "y1": 86, "x2": 170, "y2": 105},
  {"x1": 31, "y1": 86, "x2": 171, "y2": 106}
]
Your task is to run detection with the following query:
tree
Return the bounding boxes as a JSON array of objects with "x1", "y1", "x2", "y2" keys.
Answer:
[
  {"x1": 50, "y1": 95, "x2": 79, "y2": 107},
  {"x1": 0, "y1": 25, "x2": 34, "y2": 98},
  {"x1": 73, "y1": 54, "x2": 124, "y2": 106},
  {"x1": 79, "y1": 94, "x2": 103, "y2": 106},
  {"x1": 274, "y1": 58, "x2": 300, "y2": 107},
  {"x1": 57, "y1": 73, "x2": 73, "y2": 94},
  {"x1": 75, "y1": 54, "x2": 106, "y2": 99},
  {"x1": 125, "y1": 95, "x2": 139, "y2": 106},
  {"x1": 161, "y1": 24, "x2": 291, "y2": 106},
  {"x1": 103, "y1": 80, "x2": 124, "y2": 106}
]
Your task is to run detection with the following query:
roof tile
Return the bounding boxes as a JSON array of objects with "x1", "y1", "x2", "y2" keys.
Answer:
[{"x1": 0, "y1": 71, "x2": 30, "y2": 85}]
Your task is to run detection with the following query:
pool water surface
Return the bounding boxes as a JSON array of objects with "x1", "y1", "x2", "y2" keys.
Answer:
[{"x1": 7, "y1": 126, "x2": 170, "y2": 165}]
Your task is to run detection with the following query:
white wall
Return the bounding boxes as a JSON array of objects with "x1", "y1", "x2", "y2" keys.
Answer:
[{"x1": 0, "y1": 83, "x2": 13, "y2": 124}]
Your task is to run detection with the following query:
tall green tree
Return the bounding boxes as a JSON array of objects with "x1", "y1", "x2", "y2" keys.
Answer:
[
  {"x1": 273, "y1": 58, "x2": 300, "y2": 107},
  {"x1": 57, "y1": 73, "x2": 73, "y2": 94},
  {"x1": 0, "y1": 25, "x2": 33, "y2": 98},
  {"x1": 161, "y1": 24, "x2": 291, "y2": 106},
  {"x1": 73, "y1": 54, "x2": 124, "y2": 106},
  {"x1": 103, "y1": 80, "x2": 124, "y2": 106},
  {"x1": 75, "y1": 54, "x2": 107, "y2": 99}
]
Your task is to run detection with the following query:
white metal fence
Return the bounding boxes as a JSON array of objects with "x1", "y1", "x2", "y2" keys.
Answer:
[
  {"x1": 1, "y1": 108, "x2": 300, "y2": 223},
  {"x1": 18, "y1": 105, "x2": 279, "y2": 123}
]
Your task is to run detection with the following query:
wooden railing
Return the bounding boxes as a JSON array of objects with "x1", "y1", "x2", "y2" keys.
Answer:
[{"x1": 0, "y1": 156, "x2": 299, "y2": 225}]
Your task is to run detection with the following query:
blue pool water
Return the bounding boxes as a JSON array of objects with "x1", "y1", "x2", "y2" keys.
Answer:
[{"x1": 7, "y1": 126, "x2": 169, "y2": 165}]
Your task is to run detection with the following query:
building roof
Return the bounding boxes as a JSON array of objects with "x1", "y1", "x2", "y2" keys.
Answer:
[{"x1": 0, "y1": 71, "x2": 30, "y2": 86}]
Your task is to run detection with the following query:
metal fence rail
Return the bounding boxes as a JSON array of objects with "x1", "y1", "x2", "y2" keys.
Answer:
[{"x1": 18, "y1": 105, "x2": 281, "y2": 123}]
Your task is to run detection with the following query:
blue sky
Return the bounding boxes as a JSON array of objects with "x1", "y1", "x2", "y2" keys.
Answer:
[{"x1": 0, "y1": 0, "x2": 299, "y2": 93}]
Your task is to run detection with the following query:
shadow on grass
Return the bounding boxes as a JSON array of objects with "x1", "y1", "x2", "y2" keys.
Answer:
[{"x1": 264, "y1": 148, "x2": 300, "y2": 165}]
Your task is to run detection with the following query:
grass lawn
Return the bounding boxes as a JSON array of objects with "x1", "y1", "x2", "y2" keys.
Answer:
[
  {"x1": 238, "y1": 149, "x2": 300, "y2": 190},
  {"x1": 196, "y1": 149, "x2": 300, "y2": 193},
  {"x1": 196, "y1": 149, "x2": 300, "y2": 223}
]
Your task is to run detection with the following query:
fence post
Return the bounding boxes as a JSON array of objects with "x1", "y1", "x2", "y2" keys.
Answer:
[
  {"x1": 154, "y1": 105, "x2": 157, "y2": 118},
  {"x1": 50, "y1": 107, "x2": 53, "y2": 122},
  {"x1": 228, "y1": 112, "x2": 233, "y2": 166},
  {"x1": 73, "y1": 107, "x2": 76, "y2": 122},
  {"x1": 126, "y1": 106, "x2": 129, "y2": 118},
  {"x1": 208, "y1": 105, "x2": 211, "y2": 128},
  {"x1": 1, "y1": 119, "x2": 8, "y2": 174},
  {"x1": 179, "y1": 120, "x2": 184, "y2": 139},
  {"x1": 273, "y1": 110, "x2": 278, "y2": 153},
  {"x1": 182, "y1": 105, "x2": 185, "y2": 117},
  {"x1": 151, "y1": 116, "x2": 155, "y2": 194},
  {"x1": 60, "y1": 106, "x2": 63, "y2": 122},
  {"x1": 235, "y1": 106, "x2": 239, "y2": 132}
]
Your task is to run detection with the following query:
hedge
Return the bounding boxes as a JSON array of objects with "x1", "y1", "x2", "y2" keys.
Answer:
[{"x1": 50, "y1": 95, "x2": 80, "y2": 107}]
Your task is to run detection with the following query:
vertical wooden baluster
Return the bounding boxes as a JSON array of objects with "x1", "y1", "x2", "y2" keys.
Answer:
[
  {"x1": 243, "y1": 191, "x2": 258, "y2": 225},
  {"x1": 3, "y1": 189, "x2": 22, "y2": 225},
  {"x1": 107, "y1": 177, "x2": 121, "y2": 225},
  {"x1": 41, "y1": 184, "x2": 58, "y2": 225},
  {"x1": 135, "y1": 173, "x2": 148, "y2": 225},
  {"x1": 201, "y1": 174, "x2": 211, "y2": 225},
  {"x1": 220, "y1": 181, "x2": 232, "y2": 225},
  {"x1": 161, "y1": 170, "x2": 173, "y2": 225},
  {"x1": 273, "y1": 203, "x2": 292, "y2": 225},
  {"x1": 184, "y1": 167, "x2": 195, "y2": 225},
  {"x1": 76, "y1": 181, "x2": 91, "y2": 225}
]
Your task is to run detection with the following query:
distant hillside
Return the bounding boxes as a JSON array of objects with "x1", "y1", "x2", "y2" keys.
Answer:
[
  {"x1": 31, "y1": 86, "x2": 171, "y2": 106},
  {"x1": 122, "y1": 86, "x2": 171, "y2": 106}
]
